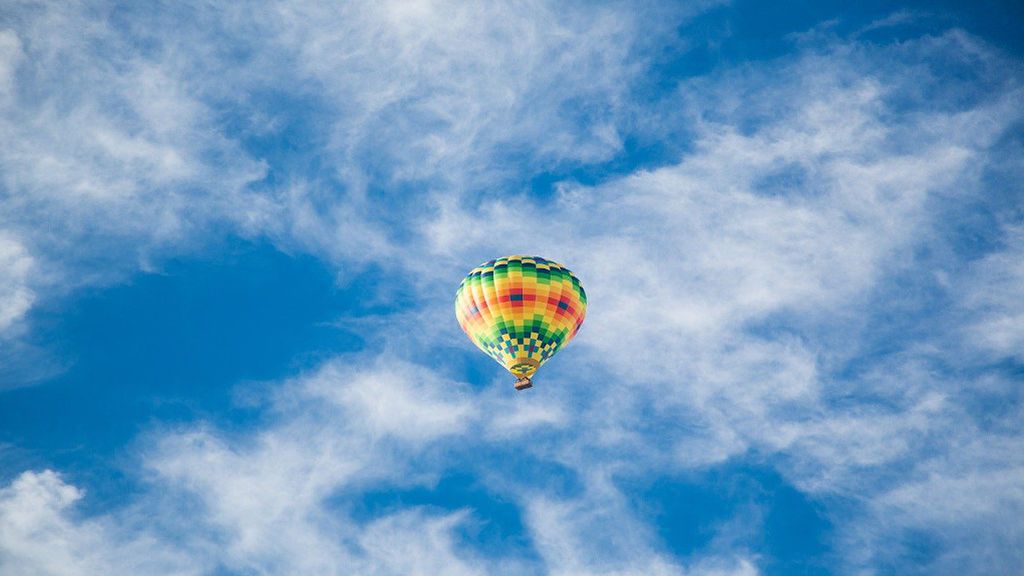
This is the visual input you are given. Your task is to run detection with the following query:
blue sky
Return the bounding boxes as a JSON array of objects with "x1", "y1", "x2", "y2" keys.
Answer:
[{"x1": 1, "y1": 1, "x2": 1022, "y2": 574}]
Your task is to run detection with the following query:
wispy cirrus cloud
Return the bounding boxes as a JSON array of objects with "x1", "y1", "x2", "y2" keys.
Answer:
[
  {"x1": 0, "y1": 0, "x2": 710, "y2": 339},
  {"x1": 0, "y1": 1, "x2": 267, "y2": 345}
]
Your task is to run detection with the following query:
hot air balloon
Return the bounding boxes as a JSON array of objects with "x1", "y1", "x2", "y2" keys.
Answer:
[{"x1": 455, "y1": 255, "x2": 587, "y2": 390}]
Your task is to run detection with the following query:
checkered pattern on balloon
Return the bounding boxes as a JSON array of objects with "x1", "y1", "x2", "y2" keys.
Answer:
[{"x1": 455, "y1": 256, "x2": 587, "y2": 387}]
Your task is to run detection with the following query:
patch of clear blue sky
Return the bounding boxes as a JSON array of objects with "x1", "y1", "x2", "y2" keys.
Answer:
[
  {"x1": 3, "y1": 0, "x2": 1023, "y2": 570},
  {"x1": 630, "y1": 465, "x2": 834, "y2": 576},
  {"x1": 0, "y1": 240, "x2": 371, "y2": 506}
]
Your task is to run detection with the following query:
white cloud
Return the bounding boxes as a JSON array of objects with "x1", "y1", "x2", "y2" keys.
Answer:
[
  {"x1": 143, "y1": 351, "x2": 727, "y2": 575},
  {"x1": 0, "y1": 233, "x2": 34, "y2": 334},
  {"x1": 0, "y1": 30, "x2": 22, "y2": 95},
  {"x1": 521, "y1": 473, "x2": 763, "y2": 576},
  {"x1": 484, "y1": 395, "x2": 569, "y2": 440},
  {"x1": 246, "y1": 0, "x2": 703, "y2": 184},
  {"x1": 300, "y1": 357, "x2": 475, "y2": 443},
  {"x1": 0, "y1": 2, "x2": 268, "y2": 315},
  {"x1": 961, "y1": 227, "x2": 1024, "y2": 361},
  {"x1": 0, "y1": 0, "x2": 715, "y2": 350},
  {"x1": 144, "y1": 357, "x2": 490, "y2": 574},
  {"x1": 0, "y1": 470, "x2": 203, "y2": 576},
  {"x1": 356, "y1": 510, "x2": 487, "y2": 576},
  {"x1": 838, "y1": 430, "x2": 1024, "y2": 574},
  {"x1": 523, "y1": 481, "x2": 684, "y2": 576}
]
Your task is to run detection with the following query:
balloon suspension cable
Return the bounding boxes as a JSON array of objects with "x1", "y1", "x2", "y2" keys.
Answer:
[{"x1": 514, "y1": 376, "x2": 533, "y2": 391}]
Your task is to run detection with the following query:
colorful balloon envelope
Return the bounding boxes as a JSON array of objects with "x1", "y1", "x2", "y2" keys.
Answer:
[{"x1": 455, "y1": 255, "x2": 587, "y2": 390}]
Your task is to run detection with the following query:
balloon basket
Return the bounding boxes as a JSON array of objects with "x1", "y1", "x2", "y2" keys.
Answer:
[{"x1": 514, "y1": 377, "x2": 533, "y2": 391}]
